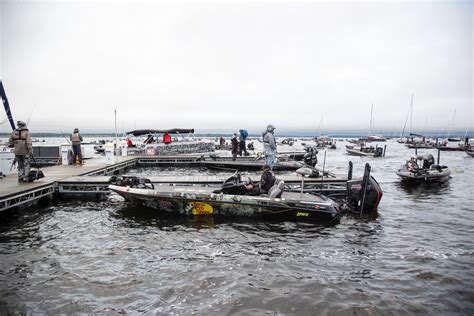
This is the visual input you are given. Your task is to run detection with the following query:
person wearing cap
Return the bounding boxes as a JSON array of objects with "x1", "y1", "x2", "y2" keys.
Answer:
[
  {"x1": 8, "y1": 121, "x2": 33, "y2": 183},
  {"x1": 244, "y1": 164, "x2": 276, "y2": 196},
  {"x1": 231, "y1": 133, "x2": 239, "y2": 161},
  {"x1": 70, "y1": 128, "x2": 83, "y2": 164},
  {"x1": 262, "y1": 124, "x2": 277, "y2": 169}
]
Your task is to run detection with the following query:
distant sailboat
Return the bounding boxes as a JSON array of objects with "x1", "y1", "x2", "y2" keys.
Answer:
[
  {"x1": 447, "y1": 109, "x2": 461, "y2": 142},
  {"x1": 367, "y1": 104, "x2": 386, "y2": 142}
]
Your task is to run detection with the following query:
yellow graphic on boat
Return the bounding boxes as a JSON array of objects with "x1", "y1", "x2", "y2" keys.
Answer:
[
  {"x1": 296, "y1": 212, "x2": 309, "y2": 217},
  {"x1": 189, "y1": 202, "x2": 214, "y2": 215}
]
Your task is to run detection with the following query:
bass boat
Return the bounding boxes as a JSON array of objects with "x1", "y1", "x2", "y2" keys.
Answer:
[
  {"x1": 396, "y1": 154, "x2": 450, "y2": 184},
  {"x1": 109, "y1": 165, "x2": 382, "y2": 222}
]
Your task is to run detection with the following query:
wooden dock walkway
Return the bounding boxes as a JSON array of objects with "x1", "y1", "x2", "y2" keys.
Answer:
[{"x1": 0, "y1": 156, "x2": 137, "y2": 211}]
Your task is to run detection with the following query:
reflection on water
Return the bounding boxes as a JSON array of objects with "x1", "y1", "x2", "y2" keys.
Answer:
[
  {"x1": 396, "y1": 180, "x2": 451, "y2": 198},
  {"x1": 0, "y1": 139, "x2": 473, "y2": 314}
]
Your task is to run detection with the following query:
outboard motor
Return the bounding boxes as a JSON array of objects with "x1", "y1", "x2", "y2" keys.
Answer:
[
  {"x1": 303, "y1": 147, "x2": 318, "y2": 167},
  {"x1": 346, "y1": 164, "x2": 382, "y2": 214},
  {"x1": 423, "y1": 154, "x2": 434, "y2": 169},
  {"x1": 374, "y1": 147, "x2": 384, "y2": 157}
]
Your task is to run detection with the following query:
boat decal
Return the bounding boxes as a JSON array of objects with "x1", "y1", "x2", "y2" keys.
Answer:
[
  {"x1": 186, "y1": 202, "x2": 214, "y2": 215},
  {"x1": 296, "y1": 212, "x2": 310, "y2": 217}
]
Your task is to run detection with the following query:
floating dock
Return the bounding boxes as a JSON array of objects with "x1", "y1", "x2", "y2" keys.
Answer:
[
  {"x1": 0, "y1": 156, "x2": 349, "y2": 212},
  {"x1": 0, "y1": 156, "x2": 136, "y2": 211}
]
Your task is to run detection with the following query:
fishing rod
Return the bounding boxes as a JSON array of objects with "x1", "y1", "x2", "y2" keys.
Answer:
[{"x1": 60, "y1": 130, "x2": 71, "y2": 144}]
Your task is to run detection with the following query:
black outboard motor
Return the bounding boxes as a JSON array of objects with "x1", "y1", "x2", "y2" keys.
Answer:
[
  {"x1": 303, "y1": 147, "x2": 318, "y2": 167},
  {"x1": 374, "y1": 147, "x2": 384, "y2": 157},
  {"x1": 423, "y1": 154, "x2": 434, "y2": 169},
  {"x1": 346, "y1": 164, "x2": 382, "y2": 213}
]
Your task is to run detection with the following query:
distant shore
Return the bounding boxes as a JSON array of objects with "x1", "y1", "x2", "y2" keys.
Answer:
[{"x1": 1, "y1": 131, "x2": 472, "y2": 138}]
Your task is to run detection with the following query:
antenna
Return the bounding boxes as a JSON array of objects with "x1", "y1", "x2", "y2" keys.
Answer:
[{"x1": 114, "y1": 109, "x2": 118, "y2": 150}]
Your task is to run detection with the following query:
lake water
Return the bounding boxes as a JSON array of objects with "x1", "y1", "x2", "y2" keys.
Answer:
[{"x1": 0, "y1": 138, "x2": 473, "y2": 314}]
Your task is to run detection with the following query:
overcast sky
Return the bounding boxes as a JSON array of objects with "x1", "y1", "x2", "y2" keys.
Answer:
[{"x1": 0, "y1": 1, "x2": 472, "y2": 134}]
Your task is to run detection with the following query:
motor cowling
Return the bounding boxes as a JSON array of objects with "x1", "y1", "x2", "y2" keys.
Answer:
[
  {"x1": 374, "y1": 147, "x2": 384, "y2": 157},
  {"x1": 346, "y1": 176, "x2": 383, "y2": 213}
]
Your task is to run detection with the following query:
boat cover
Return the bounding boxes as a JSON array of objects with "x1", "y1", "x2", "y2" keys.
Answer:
[{"x1": 126, "y1": 128, "x2": 195, "y2": 136}]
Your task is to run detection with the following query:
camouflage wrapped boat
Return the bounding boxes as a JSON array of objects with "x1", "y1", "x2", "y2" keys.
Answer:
[
  {"x1": 109, "y1": 167, "x2": 383, "y2": 222},
  {"x1": 109, "y1": 176, "x2": 342, "y2": 222}
]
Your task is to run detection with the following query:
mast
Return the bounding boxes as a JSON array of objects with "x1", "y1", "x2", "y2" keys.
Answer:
[
  {"x1": 369, "y1": 104, "x2": 373, "y2": 136},
  {"x1": 114, "y1": 109, "x2": 118, "y2": 149},
  {"x1": 401, "y1": 111, "x2": 409, "y2": 137},
  {"x1": 409, "y1": 93, "x2": 413, "y2": 134}
]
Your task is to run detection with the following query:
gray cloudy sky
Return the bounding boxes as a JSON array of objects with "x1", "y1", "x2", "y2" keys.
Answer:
[{"x1": 0, "y1": 1, "x2": 472, "y2": 134}]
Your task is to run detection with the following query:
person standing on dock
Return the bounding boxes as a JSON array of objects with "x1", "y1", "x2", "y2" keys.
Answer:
[
  {"x1": 8, "y1": 121, "x2": 33, "y2": 183},
  {"x1": 231, "y1": 133, "x2": 239, "y2": 161},
  {"x1": 238, "y1": 129, "x2": 248, "y2": 156},
  {"x1": 70, "y1": 128, "x2": 83, "y2": 165},
  {"x1": 263, "y1": 124, "x2": 277, "y2": 169}
]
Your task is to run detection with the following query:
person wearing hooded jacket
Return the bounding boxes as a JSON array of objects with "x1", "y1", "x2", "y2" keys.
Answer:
[
  {"x1": 262, "y1": 124, "x2": 277, "y2": 169},
  {"x1": 70, "y1": 128, "x2": 83, "y2": 164},
  {"x1": 231, "y1": 133, "x2": 239, "y2": 161},
  {"x1": 8, "y1": 121, "x2": 33, "y2": 183}
]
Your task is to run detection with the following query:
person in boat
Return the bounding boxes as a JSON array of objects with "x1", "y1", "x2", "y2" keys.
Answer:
[
  {"x1": 231, "y1": 133, "x2": 239, "y2": 161},
  {"x1": 70, "y1": 128, "x2": 83, "y2": 165},
  {"x1": 263, "y1": 124, "x2": 277, "y2": 169},
  {"x1": 247, "y1": 141, "x2": 255, "y2": 151},
  {"x1": 144, "y1": 134, "x2": 154, "y2": 144},
  {"x1": 163, "y1": 132, "x2": 172, "y2": 144},
  {"x1": 126, "y1": 137, "x2": 135, "y2": 148},
  {"x1": 407, "y1": 157, "x2": 417, "y2": 172},
  {"x1": 239, "y1": 129, "x2": 248, "y2": 156},
  {"x1": 8, "y1": 121, "x2": 33, "y2": 183},
  {"x1": 219, "y1": 137, "x2": 225, "y2": 147},
  {"x1": 244, "y1": 164, "x2": 276, "y2": 196}
]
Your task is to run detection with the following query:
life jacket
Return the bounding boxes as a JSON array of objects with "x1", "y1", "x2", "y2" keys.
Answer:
[
  {"x1": 12, "y1": 129, "x2": 28, "y2": 142},
  {"x1": 163, "y1": 133, "x2": 171, "y2": 144},
  {"x1": 71, "y1": 133, "x2": 81, "y2": 143},
  {"x1": 10, "y1": 128, "x2": 31, "y2": 155}
]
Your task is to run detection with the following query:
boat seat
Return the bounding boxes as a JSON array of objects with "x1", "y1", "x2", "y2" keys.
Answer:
[{"x1": 267, "y1": 179, "x2": 285, "y2": 198}]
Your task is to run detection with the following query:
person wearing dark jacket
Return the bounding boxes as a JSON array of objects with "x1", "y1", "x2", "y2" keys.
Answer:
[
  {"x1": 231, "y1": 133, "x2": 239, "y2": 161},
  {"x1": 8, "y1": 121, "x2": 33, "y2": 183},
  {"x1": 244, "y1": 164, "x2": 276, "y2": 196},
  {"x1": 70, "y1": 128, "x2": 83, "y2": 164},
  {"x1": 238, "y1": 129, "x2": 248, "y2": 156}
]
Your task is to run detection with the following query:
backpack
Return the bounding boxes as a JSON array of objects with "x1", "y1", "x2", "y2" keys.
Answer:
[{"x1": 240, "y1": 129, "x2": 248, "y2": 139}]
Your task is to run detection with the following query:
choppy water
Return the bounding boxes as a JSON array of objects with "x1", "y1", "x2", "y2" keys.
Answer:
[{"x1": 0, "y1": 138, "x2": 473, "y2": 314}]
